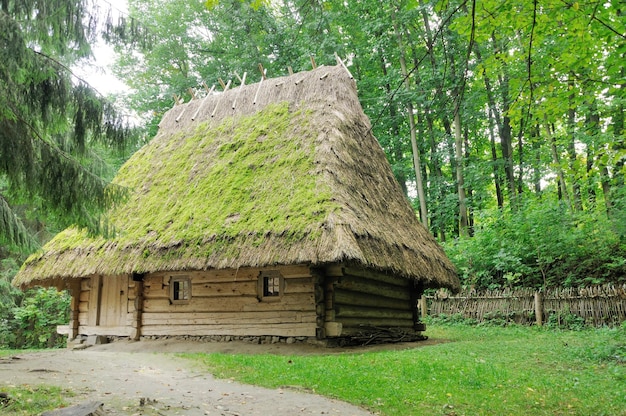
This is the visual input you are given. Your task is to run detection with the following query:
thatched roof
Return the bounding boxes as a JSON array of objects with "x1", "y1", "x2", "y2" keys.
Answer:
[{"x1": 14, "y1": 65, "x2": 459, "y2": 291}]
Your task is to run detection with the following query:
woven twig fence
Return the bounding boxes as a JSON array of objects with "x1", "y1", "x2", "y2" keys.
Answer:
[{"x1": 425, "y1": 284, "x2": 626, "y2": 326}]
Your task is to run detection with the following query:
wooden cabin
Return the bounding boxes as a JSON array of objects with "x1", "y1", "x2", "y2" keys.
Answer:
[{"x1": 14, "y1": 65, "x2": 459, "y2": 345}]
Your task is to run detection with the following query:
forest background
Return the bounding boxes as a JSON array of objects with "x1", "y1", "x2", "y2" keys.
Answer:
[{"x1": 0, "y1": 0, "x2": 625, "y2": 348}]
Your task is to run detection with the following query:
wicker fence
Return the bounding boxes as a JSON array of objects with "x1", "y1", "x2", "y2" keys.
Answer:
[{"x1": 424, "y1": 284, "x2": 626, "y2": 327}]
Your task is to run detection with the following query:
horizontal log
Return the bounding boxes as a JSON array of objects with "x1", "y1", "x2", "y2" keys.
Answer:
[
  {"x1": 143, "y1": 293, "x2": 315, "y2": 313},
  {"x1": 56, "y1": 325, "x2": 70, "y2": 335},
  {"x1": 334, "y1": 288, "x2": 411, "y2": 310},
  {"x1": 78, "y1": 325, "x2": 132, "y2": 336},
  {"x1": 142, "y1": 311, "x2": 316, "y2": 326},
  {"x1": 80, "y1": 278, "x2": 92, "y2": 291},
  {"x1": 336, "y1": 317, "x2": 415, "y2": 329},
  {"x1": 141, "y1": 323, "x2": 316, "y2": 337},
  {"x1": 192, "y1": 281, "x2": 257, "y2": 297},
  {"x1": 343, "y1": 267, "x2": 410, "y2": 287},
  {"x1": 325, "y1": 264, "x2": 344, "y2": 277},
  {"x1": 147, "y1": 265, "x2": 312, "y2": 285},
  {"x1": 79, "y1": 291, "x2": 90, "y2": 302},
  {"x1": 335, "y1": 275, "x2": 411, "y2": 301},
  {"x1": 340, "y1": 326, "x2": 419, "y2": 337},
  {"x1": 284, "y1": 278, "x2": 314, "y2": 294},
  {"x1": 335, "y1": 304, "x2": 414, "y2": 320},
  {"x1": 243, "y1": 293, "x2": 315, "y2": 312},
  {"x1": 78, "y1": 301, "x2": 89, "y2": 312}
]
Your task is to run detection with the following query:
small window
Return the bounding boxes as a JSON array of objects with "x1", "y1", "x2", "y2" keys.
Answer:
[
  {"x1": 259, "y1": 270, "x2": 283, "y2": 300},
  {"x1": 170, "y1": 276, "x2": 191, "y2": 304}
]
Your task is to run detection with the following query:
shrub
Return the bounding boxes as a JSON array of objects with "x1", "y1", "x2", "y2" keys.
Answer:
[{"x1": 8, "y1": 288, "x2": 70, "y2": 349}]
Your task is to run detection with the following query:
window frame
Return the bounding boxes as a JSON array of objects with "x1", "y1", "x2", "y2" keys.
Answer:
[
  {"x1": 258, "y1": 270, "x2": 283, "y2": 301},
  {"x1": 169, "y1": 275, "x2": 191, "y2": 304}
]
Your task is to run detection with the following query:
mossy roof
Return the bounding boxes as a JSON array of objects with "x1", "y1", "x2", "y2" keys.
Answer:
[{"x1": 14, "y1": 65, "x2": 459, "y2": 291}]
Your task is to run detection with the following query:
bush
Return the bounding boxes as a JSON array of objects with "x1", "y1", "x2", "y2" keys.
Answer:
[
  {"x1": 443, "y1": 198, "x2": 626, "y2": 289},
  {"x1": 11, "y1": 287, "x2": 70, "y2": 348},
  {"x1": 545, "y1": 311, "x2": 586, "y2": 331}
]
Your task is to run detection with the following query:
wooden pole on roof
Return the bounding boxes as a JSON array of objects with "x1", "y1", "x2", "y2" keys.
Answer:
[
  {"x1": 232, "y1": 72, "x2": 247, "y2": 109},
  {"x1": 191, "y1": 84, "x2": 216, "y2": 121},
  {"x1": 335, "y1": 52, "x2": 354, "y2": 79},
  {"x1": 288, "y1": 66, "x2": 293, "y2": 76},
  {"x1": 174, "y1": 92, "x2": 188, "y2": 123},
  {"x1": 258, "y1": 63, "x2": 267, "y2": 80},
  {"x1": 211, "y1": 79, "x2": 231, "y2": 117},
  {"x1": 254, "y1": 67, "x2": 267, "y2": 104},
  {"x1": 310, "y1": 55, "x2": 317, "y2": 69}
]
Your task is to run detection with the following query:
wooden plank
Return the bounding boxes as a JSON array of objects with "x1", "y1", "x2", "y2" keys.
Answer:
[
  {"x1": 142, "y1": 311, "x2": 316, "y2": 325},
  {"x1": 141, "y1": 323, "x2": 316, "y2": 337},
  {"x1": 335, "y1": 275, "x2": 411, "y2": 300},
  {"x1": 335, "y1": 304, "x2": 414, "y2": 320},
  {"x1": 41, "y1": 400, "x2": 105, "y2": 416},
  {"x1": 78, "y1": 325, "x2": 132, "y2": 336},
  {"x1": 343, "y1": 266, "x2": 411, "y2": 287},
  {"x1": 334, "y1": 288, "x2": 411, "y2": 310},
  {"x1": 87, "y1": 276, "x2": 101, "y2": 327}
]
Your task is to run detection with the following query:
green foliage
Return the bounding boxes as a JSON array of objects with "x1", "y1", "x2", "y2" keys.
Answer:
[
  {"x1": 545, "y1": 311, "x2": 586, "y2": 331},
  {"x1": 0, "y1": 287, "x2": 69, "y2": 349},
  {"x1": 443, "y1": 197, "x2": 626, "y2": 289},
  {"x1": 181, "y1": 324, "x2": 626, "y2": 415},
  {"x1": 0, "y1": 257, "x2": 24, "y2": 347},
  {"x1": 0, "y1": 0, "x2": 142, "y2": 251}
]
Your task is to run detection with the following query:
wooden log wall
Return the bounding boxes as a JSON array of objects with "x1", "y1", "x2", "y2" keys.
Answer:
[
  {"x1": 427, "y1": 284, "x2": 626, "y2": 326},
  {"x1": 324, "y1": 266, "x2": 419, "y2": 336},
  {"x1": 141, "y1": 265, "x2": 317, "y2": 337}
]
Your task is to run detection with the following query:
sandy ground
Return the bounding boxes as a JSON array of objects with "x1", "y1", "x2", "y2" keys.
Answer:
[{"x1": 0, "y1": 338, "x2": 443, "y2": 415}]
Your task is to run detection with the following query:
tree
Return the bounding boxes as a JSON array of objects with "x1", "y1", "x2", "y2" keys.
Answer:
[
  {"x1": 0, "y1": 0, "x2": 137, "y2": 251},
  {"x1": 113, "y1": 0, "x2": 626, "y2": 288}
]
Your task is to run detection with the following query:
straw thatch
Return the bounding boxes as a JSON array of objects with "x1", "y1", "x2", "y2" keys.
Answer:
[{"x1": 13, "y1": 65, "x2": 459, "y2": 291}]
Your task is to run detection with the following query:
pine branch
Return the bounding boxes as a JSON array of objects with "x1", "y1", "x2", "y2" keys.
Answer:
[{"x1": 0, "y1": 194, "x2": 39, "y2": 251}]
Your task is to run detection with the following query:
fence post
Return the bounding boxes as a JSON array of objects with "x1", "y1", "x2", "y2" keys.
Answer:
[
  {"x1": 534, "y1": 291, "x2": 543, "y2": 326},
  {"x1": 419, "y1": 296, "x2": 428, "y2": 319}
]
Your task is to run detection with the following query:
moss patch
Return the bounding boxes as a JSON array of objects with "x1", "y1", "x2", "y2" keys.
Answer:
[{"x1": 35, "y1": 102, "x2": 335, "y2": 259}]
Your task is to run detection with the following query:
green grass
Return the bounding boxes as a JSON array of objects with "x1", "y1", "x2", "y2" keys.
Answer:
[
  {"x1": 0, "y1": 385, "x2": 68, "y2": 415},
  {"x1": 180, "y1": 324, "x2": 626, "y2": 415},
  {"x1": 0, "y1": 350, "x2": 69, "y2": 414}
]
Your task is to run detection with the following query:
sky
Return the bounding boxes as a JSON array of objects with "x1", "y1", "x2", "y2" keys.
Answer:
[{"x1": 73, "y1": 0, "x2": 129, "y2": 96}]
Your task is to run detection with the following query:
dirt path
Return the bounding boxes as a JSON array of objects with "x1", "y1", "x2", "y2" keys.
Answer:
[{"x1": 1, "y1": 338, "x2": 439, "y2": 415}]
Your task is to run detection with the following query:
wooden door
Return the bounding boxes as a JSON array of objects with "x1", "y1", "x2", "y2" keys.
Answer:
[{"x1": 88, "y1": 275, "x2": 127, "y2": 328}]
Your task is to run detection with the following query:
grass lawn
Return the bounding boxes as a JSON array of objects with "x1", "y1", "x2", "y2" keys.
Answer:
[
  {"x1": 0, "y1": 350, "x2": 69, "y2": 415},
  {"x1": 181, "y1": 323, "x2": 626, "y2": 415}
]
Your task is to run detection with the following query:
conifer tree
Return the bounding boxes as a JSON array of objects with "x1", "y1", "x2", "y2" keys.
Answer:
[{"x1": 0, "y1": 0, "x2": 136, "y2": 250}]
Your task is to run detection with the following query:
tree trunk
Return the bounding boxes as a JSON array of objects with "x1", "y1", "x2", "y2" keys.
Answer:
[
  {"x1": 392, "y1": 7, "x2": 428, "y2": 226},
  {"x1": 567, "y1": 75, "x2": 583, "y2": 211},
  {"x1": 487, "y1": 106, "x2": 504, "y2": 207},
  {"x1": 380, "y1": 54, "x2": 408, "y2": 196},
  {"x1": 454, "y1": 110, "x2": 469, "y2": 236},
  {"x1": 545, "y1": 121, "x2": 572, "y2": 209}
]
